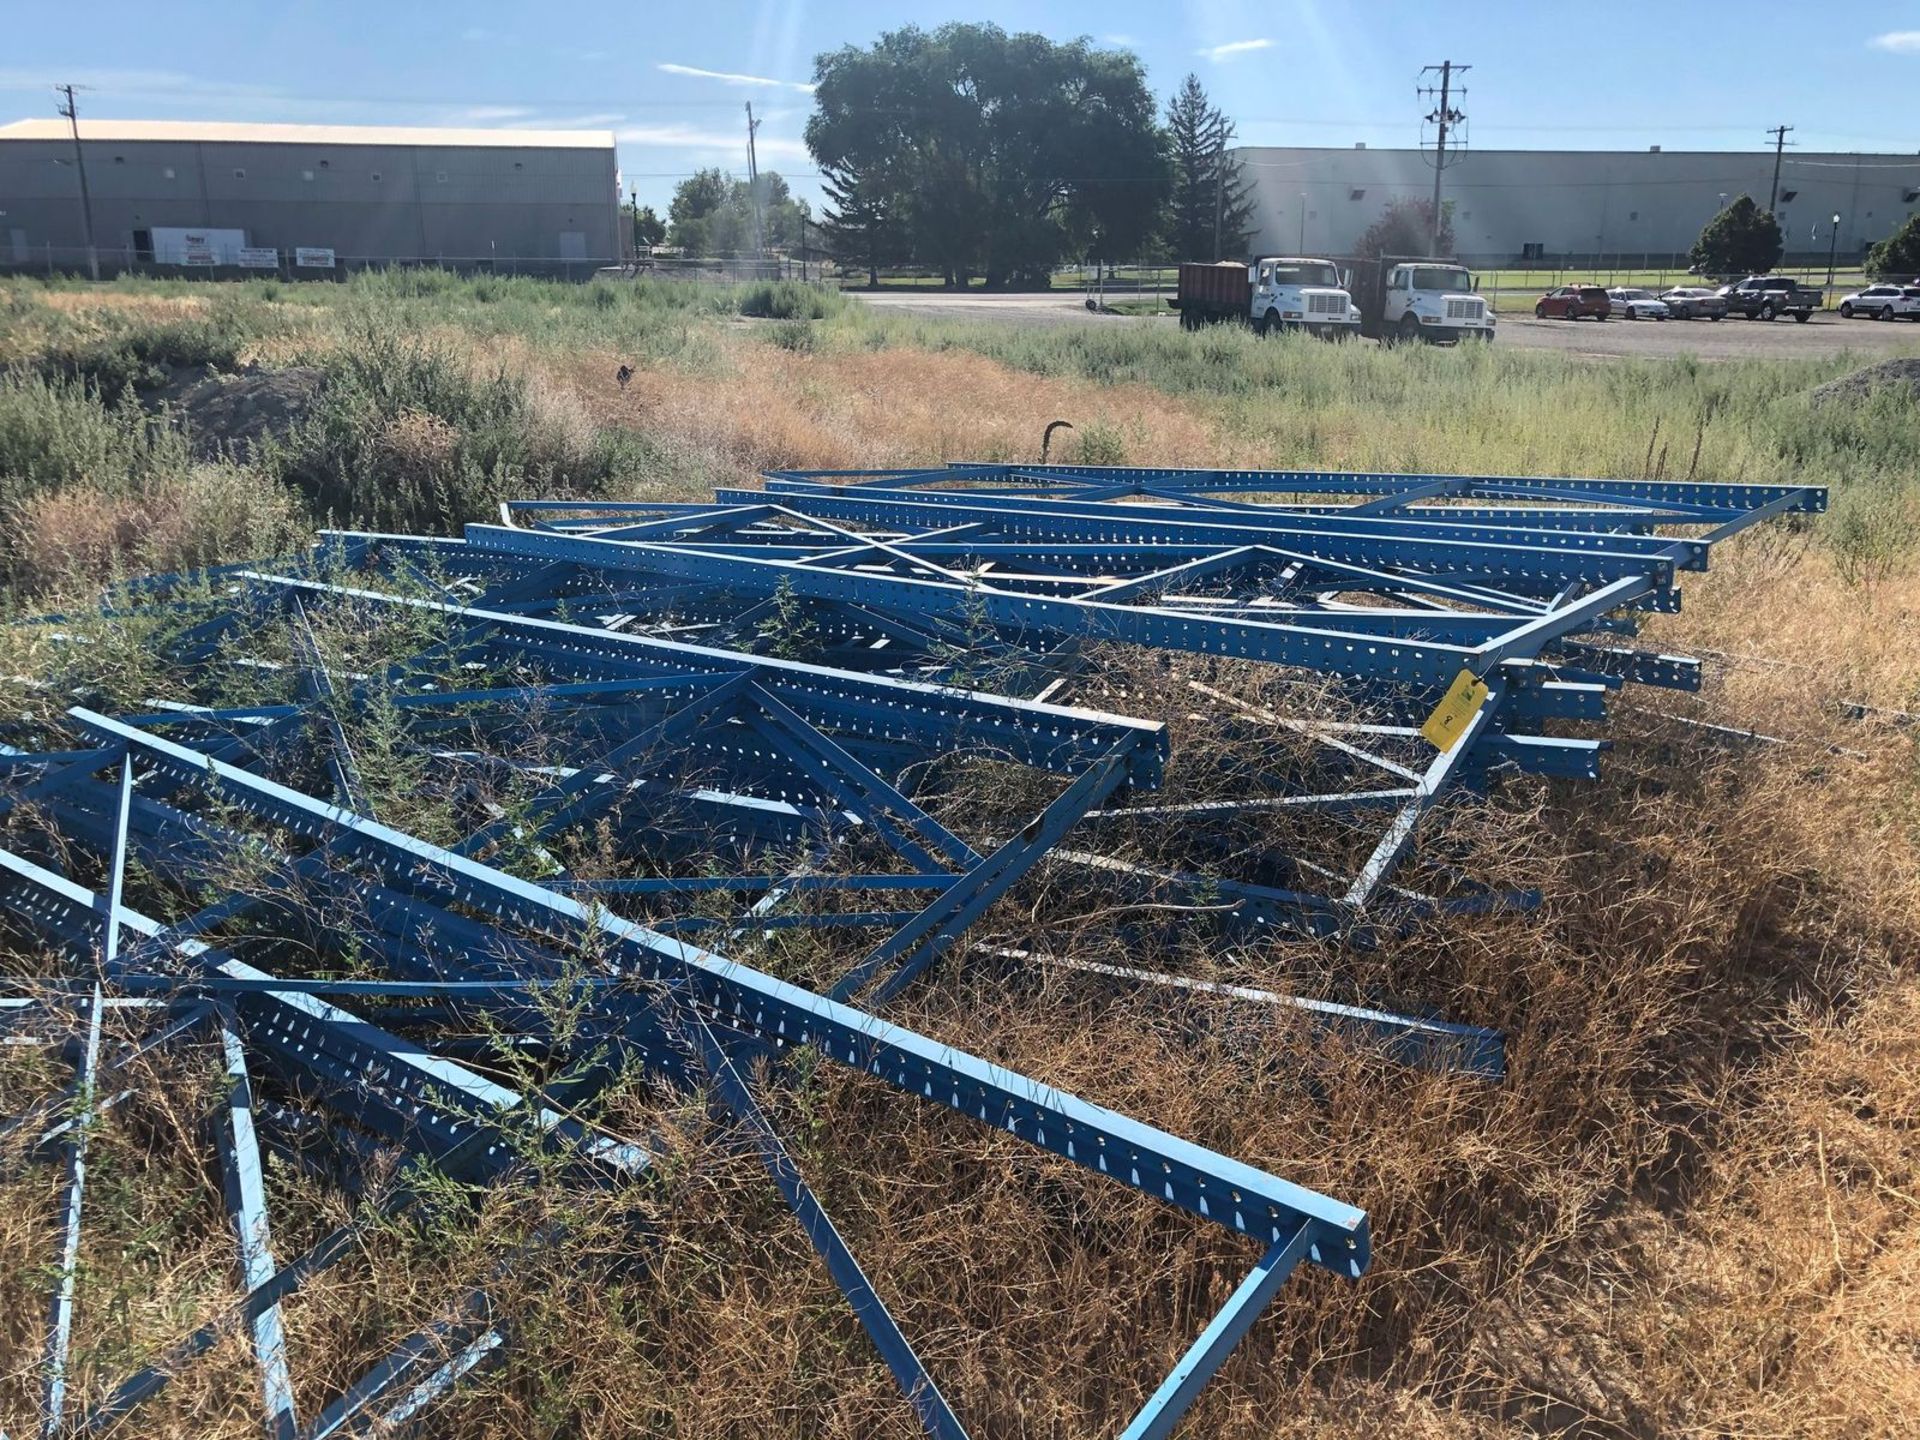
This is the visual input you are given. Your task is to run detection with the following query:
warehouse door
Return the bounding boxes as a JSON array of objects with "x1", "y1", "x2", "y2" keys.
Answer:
[
  {"x1": 9, "y1": 229, "x2": 27, "y2": 264},
  {"x1": 557, "y1": 231, "x2": 587, "y2": 261}
]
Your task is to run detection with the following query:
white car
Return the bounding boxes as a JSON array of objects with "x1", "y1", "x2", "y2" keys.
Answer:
[
  {"x1": 1605, "y1": 287, "x2": 1670, "y2": 320},
  {"x1": 1837, "y1": 284, "x2": 1920, "y2": 320}
]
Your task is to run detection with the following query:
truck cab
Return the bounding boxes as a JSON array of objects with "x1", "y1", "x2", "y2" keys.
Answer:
[
  {"x1": 1249, "y1": 257, "x2": 1362, "y2": 337},
  {"x1": 1377, "y1": 260, "x2": 1493, "y2": 343}
]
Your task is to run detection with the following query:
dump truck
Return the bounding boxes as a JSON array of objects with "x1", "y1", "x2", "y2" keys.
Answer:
[
  {"x1": 1343, "y1": 256, "x2": 1494, "y2": 343},
  {"x1": 1171, "y1": 258, "x2": 1361, "y2": 337}
]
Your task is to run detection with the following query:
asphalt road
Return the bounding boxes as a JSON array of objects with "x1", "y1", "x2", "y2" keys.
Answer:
[{"x1": 853, "y1": 289, "x2": 1920, "y2": 359}]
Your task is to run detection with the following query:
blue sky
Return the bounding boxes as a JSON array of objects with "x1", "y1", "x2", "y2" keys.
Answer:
[{"x1": 5, "y1": 2, "x2": 1919, "y2": 212}]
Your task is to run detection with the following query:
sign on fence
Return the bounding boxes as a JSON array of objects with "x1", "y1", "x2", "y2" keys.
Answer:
[
  {"x1": 238, "y1": 247, "x2": 279, "y2": 270},
  {"x1": 294, "y1": 247, "x2": 336, "y2": 269}
]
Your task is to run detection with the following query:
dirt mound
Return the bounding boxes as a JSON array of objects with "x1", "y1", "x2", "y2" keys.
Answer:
[
  {"x1": 1809, "y1": 356, "x2": 1920, "y2": 407},
  {"x1": 153, "y1": 363, "x2": 325, "y2": 457}
]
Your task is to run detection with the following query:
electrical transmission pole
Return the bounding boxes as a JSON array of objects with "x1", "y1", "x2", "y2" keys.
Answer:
[
  {"x1": 744, "y1": 102, "x2": 765, "y2": 264},
  {"x1": 1418, "y1": 62, "x2": 1468, "y2": 257},
  {"x1": 1212, "y1": 135, "x2": 1225, "y2": 262},
  {"x1": 55, "y1": 84, "x2": 99, "y2": 281},
  {"x1": 1766, "y1": 123, "x2": 1794, "y2": 212}
]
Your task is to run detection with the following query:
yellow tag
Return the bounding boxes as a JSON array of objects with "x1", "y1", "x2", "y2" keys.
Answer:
[{"x1": 1420, "y1": 668, "x2": 1490, "y2": 752}]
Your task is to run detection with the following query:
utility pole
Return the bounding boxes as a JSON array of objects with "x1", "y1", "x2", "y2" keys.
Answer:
[
  {"x1": 744, "y1": 102, "x2": 765, "y2": 264},
  {"x1": 55, "y1": 84, "x2": 99, "y2": 281},
  {"x1": 1419, "y1": 61, "x2": 1468, "y2": 257},
  {"x1": 1211, "y1": 136, "x2": 1224, "y2": 262},
  {"x1": 1766, "y1": 124, "x2": 1794, "y2": 212}
]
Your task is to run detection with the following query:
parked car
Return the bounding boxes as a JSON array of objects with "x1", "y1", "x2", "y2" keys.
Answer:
[
  {"x1": 1837, "y1": 284, "x2": 1920, "y2": 320},
  {"x1": 1534, "y1": 284, "x2": 1611, "y2": 320},
  {"x1": 1605, "y1": 287, "x2": 1671, "y2": 320},
  {"x1": 1717, "y1": 276, "x2": 1819, "y2": 321},
  {"x1": 1659, "y1": 286, "x2": 1728, "y2": 320}
]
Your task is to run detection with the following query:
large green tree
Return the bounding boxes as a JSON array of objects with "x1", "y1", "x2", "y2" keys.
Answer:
[
  {"x1": 806, "y1": 24, "x2": 1170, "y2": 288},
  {"x1": 1690, "y1": 195, "x2": 1783, "y2": 277},
  {"x1": 1165, "y1": 74, "x2": 1252, "y2": 261},
  {"x1": 1865, "y1": 211, "x2": 1920, "y2": 280},
  {"x1": 631, "y1": 204, "x2": 666, "y2": 249}
]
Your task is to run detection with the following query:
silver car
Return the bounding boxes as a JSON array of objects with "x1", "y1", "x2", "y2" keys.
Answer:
[
  {"x1": 1659, "y1": 286, "x2": 1727, "y2": 320},
  {"x1": 1606, "y1": 287, "x2": 1671, "y2": 320}
]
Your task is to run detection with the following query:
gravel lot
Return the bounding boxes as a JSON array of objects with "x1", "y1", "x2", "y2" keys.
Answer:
[{"x1": 853, "y1": 289, "x2": 1920, "y2": 360}]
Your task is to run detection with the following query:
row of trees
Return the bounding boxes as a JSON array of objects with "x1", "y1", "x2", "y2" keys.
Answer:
[
  {"x1": 1683, "y1": 196, "x2": 1919, "y2": 279},
  {"x1": 638, "y1": 20, "x2": 1920, "y2": 284},
  {"x1": 642, "y1": 26, "x2": 1237, "y2": 282},
  {"x1": 628, "y1": 169, "x2": 814, "y2": 256}
]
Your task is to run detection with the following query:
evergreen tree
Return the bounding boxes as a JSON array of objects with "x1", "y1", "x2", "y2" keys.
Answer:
[
  {"x1": 1165, "y1": 74, "x2": 1253, "y2": 261},
  {"x1": 817, "y1": 159, "x2": 900, "y2": 286},
  {"x1": 1690, "y1": 195, "x2": 1783, "y2": 277}
]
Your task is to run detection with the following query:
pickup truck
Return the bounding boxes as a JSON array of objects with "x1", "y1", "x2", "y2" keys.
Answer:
[
  {"x1": 1717, "y1": 275, "x2": 1820, "y2": 322},
  {"x1": 1172, "y1": 257, "x2": 1361, "y2": 337},
  {"x1": 1345, "y1": 256, "x2": 1495, "y2": 343}
]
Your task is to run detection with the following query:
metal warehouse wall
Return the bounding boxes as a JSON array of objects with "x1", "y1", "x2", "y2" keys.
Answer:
[
  {"x1": 1237, "y1": 146, "x2": 1920, "y2": 264},
  {"x1": 0, "y1": 127, "x2": 621, "y2": 271}
]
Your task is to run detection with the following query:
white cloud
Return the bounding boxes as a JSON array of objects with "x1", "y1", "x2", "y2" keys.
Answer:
[
  {"x1": 616, "y1": 122, "x2": 810, "y2": 162},
  {"x1": 1103, "y1": 33, "x2": 1136, "y2": 46},
  {"x1": 656, "y1": 62, "x2": 815, "y2": 93},
  {"x1": 1199, "y1": 38, "x2": 1274, "y2": 62},
  {"x1": 1869, "y1": 30, "x2": 1920, "y2": 52},
  {"x1": 455, "y1": 105, "x2": 534, "y2": 122}
]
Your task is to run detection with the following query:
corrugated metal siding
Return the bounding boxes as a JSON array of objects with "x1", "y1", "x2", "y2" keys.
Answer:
[
  {"x1": 0, "y1": 132, "x2": 620, "y2": 264},
  {"x1": 1236, "y1": 146, "x2": 1920, "y2": 264}
]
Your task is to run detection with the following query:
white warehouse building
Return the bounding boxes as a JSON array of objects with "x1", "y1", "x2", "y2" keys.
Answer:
[{"x1": 1235, "y1": 145, "x2": 1920, "y2": 266}]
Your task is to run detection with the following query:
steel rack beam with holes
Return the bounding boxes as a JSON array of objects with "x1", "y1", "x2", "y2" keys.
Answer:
[{"x1": 0, "y1": 722, "x2": 1369, "y2": 1440}]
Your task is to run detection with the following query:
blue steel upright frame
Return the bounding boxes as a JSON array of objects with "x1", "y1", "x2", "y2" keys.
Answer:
[
  {"x1": 473, "y1": 462, "x2": 1818, "y2": 925},
  {"x1": 0, "y1": 458, "x2": 1817, "y2": 1437},
  {"x1": 2, "y1": 556, "x2": 1377, "y2": 1440}
]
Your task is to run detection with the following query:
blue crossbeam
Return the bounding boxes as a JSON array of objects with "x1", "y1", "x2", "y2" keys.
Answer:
[
  {"x1": 872, "y1": 462, "x2": 1826, "y2": 517},
  {"x1": 59, "y1": 709, "x2": 1370, "y2": 1272}
]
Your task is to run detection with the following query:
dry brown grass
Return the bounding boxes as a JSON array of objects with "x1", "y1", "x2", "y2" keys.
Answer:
[
  {"x1": 551, "y1": 342, "x2": 1233, "y2": 476},
  {"x1": 7, "y1": 462, "x2": 306, "y2": 594}
]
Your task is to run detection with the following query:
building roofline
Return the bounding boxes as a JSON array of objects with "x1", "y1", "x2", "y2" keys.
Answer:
[{"x1": 0, "y1": 118, "x2": 616, "y2": 149}]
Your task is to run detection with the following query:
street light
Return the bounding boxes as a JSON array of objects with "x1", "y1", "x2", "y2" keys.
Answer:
[{"x1": 1827, "y1": 212, "x2": 1841, "y2": 294}]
